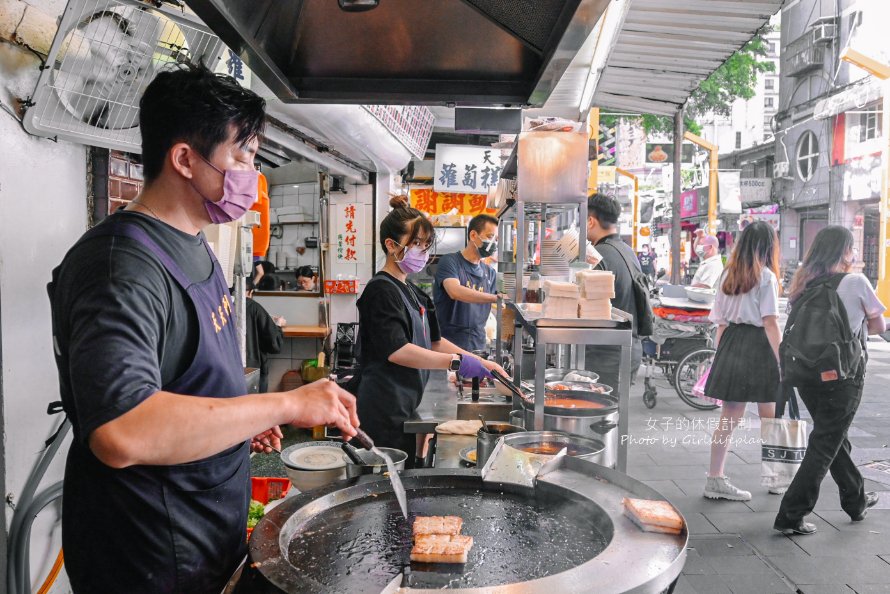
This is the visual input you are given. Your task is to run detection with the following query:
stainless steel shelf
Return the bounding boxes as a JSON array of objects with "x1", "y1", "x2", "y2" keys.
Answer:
[{"x1": 508, "y1": 300, "x2": 634, "y2": 472}]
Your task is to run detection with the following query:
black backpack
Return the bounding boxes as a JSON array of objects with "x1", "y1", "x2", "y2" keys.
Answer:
[
  {"x1": 601, "y1": 239, "x2": 655, "y2": 336},
  {"x1": 780, "y1": 273, "x2": 863, "y2": 387}
]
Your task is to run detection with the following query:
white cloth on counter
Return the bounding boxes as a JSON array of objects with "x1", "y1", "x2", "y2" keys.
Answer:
[{"x1": 436, "y1": 420, "x2": 483, "y2": 435}]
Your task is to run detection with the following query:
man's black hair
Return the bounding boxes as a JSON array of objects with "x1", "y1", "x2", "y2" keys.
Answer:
[
  {"x1": 245, "y1": 276, "x2": 256, "y2": 292},
  {"x1": 139, "y1": 63, "x2": 266, "y2": 183},
  {"x1": 468, "y1": 214, "x2": 499, "y2": 236},
  {"x1": 587, "y1": 192, "x2": 621, "y2": 228}
]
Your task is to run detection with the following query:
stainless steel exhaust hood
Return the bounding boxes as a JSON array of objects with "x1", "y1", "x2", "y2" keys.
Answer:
[{"x1": 186, "y1": 0, "x2": 609, "y2": 106}]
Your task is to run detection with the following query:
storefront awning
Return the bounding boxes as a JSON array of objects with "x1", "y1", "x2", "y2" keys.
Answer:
[{"x1": 591, "y1": 0, "x2": 784, "y2": 116}]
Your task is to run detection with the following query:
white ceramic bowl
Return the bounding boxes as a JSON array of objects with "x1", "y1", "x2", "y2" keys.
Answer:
[{"x1": 280, "y1": 442, "x2": 346, "y2": 492}]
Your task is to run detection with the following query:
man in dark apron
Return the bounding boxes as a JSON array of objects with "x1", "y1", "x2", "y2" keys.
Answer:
[
  {"x1": 49, "y1": 64, "x2": 358, "y2": 594},
  {"x1": 433, "y1": 215, "x2": 500, "y2": 352}
]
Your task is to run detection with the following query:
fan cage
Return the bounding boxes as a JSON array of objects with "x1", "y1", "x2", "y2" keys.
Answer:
[{"x1": 26, "y1": 0, "x2": 223, "y2": 152}]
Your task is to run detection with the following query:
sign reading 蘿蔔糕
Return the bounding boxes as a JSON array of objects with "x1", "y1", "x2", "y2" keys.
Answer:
[
  {"x1": 434, "y1": 144, "x2": 503, "y2": 194},
  {"x1": 335, "y1": 203, "x2": 365, "y2": 264}
]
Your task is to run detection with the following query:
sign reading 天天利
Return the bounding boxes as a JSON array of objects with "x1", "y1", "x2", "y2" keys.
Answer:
[
  {"x1": 335, "y1": 202, "x2": 365, "y2": 264},
  {"x1": 434, "y1": 144, "x2": 503, "y2": 194}
]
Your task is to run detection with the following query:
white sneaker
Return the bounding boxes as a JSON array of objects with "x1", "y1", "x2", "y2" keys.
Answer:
[
  {"x1": 704, "y1": 476, "x2": 752, "y2": 501},
  {"x1": 769, "y1": 487, "x2": 787, "y2": 495}
]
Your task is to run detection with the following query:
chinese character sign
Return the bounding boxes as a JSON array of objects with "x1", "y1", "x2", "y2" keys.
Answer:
[
  {"x1": 214, "y1": 48, "x2": 252, "y2": 87},
  {"x1": 409, "y1": 189, "x2": 497, "y2": 216},
  {"x1": 335, "y1": 203, "x2": 365, "y2": 264},
  {"x1": 434, "y1": 144, "x2": 502, "y2": 194}
]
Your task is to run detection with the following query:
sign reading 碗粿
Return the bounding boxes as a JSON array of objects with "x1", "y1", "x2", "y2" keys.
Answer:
[
  {"x1": 434, "y1": 144, "x2": 503, "y2": 194},
  {"x1": 335, "y1": 202, "x2": 365, "y2": 264}
]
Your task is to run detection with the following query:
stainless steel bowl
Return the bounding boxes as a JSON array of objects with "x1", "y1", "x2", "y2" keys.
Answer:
[
  {"x1": 501, "y1": 431, "x2": 607, "y2": 466},
  {"x1": 344, "y1": 447, "x2": 407, "y2": 479},
  {"x1": 544, "y1": 368, "x2": 600, "y2": 383}
]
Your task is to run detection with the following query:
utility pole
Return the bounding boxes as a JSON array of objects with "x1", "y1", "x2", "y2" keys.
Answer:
[{"x1": 671, "y1": 109, "x2": 685, "y2": 284}]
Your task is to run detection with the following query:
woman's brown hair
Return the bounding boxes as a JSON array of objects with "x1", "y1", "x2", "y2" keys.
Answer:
[
  {"x1": 721, "y1": 220, "x2": 780, "y2": 295},
  {"x1": 379, "y1": 194, "x2": 434, "y2": 252},
  {"x1": 787, "y1": 225, "x2": 854, "y2": 303}
]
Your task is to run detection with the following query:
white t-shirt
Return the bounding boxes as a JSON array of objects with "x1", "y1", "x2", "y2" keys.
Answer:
[
  {"x1": 691, "y1": 255, "x2": 724, "y2": 289},
  {"x1": 832, "y1": 274, "x2": 885, "y2": 338},
  {"x1": 709, "y1": 267, "x2": 779, "y2": 327}
]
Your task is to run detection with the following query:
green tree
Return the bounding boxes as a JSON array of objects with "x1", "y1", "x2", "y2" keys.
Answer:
[{"x1": 601, "y1": 30, "x2": 775, "y2": 137}]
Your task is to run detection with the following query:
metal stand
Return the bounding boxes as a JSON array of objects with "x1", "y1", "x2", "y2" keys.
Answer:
[{"x1": 509, "y1": 302, "x2": 634, "y2": 472}]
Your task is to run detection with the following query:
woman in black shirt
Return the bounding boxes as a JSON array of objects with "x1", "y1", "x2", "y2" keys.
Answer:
[{"x1": 355, "y1": 196, "x2": 504, "y2": 462}]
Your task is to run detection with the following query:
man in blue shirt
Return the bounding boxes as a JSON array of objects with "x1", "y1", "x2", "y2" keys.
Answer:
[{"x1": 433, "y1": 214, "x2": 500, "y2": 351}]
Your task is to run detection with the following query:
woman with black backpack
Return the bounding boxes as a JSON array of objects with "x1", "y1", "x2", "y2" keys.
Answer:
[
  {"x1": 773, "y1": 226, "x2": 886, "y2": 535},
  {"x1": 703, "y1": 221, "x2": 782, "y2": 502}
]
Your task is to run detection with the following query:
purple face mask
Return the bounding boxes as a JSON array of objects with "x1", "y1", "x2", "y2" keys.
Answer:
[
  {"x1": 194, "y1": 155, "x2": 259, "y2": 224},
  {"x1": 395, "y1": 244, "x2": 430, "y2": 274}
]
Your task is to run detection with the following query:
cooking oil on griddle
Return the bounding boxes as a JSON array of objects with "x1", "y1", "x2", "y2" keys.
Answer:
[{"x1": 285, "y1": 489, "x2": 607, "y2": 593}]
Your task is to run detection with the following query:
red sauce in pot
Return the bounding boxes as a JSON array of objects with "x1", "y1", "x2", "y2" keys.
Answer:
[{"x1": 545, "y1": 398, "x2": 607, "y2": 409}]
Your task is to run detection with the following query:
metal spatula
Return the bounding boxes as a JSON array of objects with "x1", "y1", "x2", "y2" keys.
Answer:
[{"x1": 353, "y1": 428, "x2": 408, "y2": 519}]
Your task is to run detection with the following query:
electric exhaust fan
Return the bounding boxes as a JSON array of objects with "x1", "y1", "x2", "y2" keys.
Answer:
[{"x1": 23, "y1": 0, "x2": 224, "y2": 152}]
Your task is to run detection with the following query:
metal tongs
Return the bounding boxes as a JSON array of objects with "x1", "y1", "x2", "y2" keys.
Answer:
[{"x1": 490, "y1": 369, "x2": 526, "y2": 401}]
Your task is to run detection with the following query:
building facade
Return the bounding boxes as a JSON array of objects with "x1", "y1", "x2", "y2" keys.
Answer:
[{"x1": 775, "y1": 0, "x2": 888, "y2": 282}]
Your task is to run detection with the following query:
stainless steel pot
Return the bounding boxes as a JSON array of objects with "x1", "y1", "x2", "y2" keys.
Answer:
[
  {"x1": 521, "y1": 393, "x2": 618, "y2": 468},
  {"x1": 544, "y1": 368, "x2": 600, "y2": 383},
  {"x1": 476, "y1": 423, "x2": 525, "y2": 467},
  {"x1": 344, "y1": 447, "x2": 407, "y2": 479},
  {"x1": 500, "y1": 431, "x2": 607, "y2": 467}
]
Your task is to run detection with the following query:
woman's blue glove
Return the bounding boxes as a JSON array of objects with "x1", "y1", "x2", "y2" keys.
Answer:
[{"x1": 458, "y1": 355, "x2": 493, "y2": 379}]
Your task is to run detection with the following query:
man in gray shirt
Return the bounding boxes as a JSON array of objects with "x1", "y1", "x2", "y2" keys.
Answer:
[{"x1": 584, "y1": 192, "x2": 643, "y2": 391}]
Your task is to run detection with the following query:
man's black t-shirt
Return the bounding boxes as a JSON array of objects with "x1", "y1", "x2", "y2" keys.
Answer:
[
  {"x1": 51, "y1": 210, "x2": 212, "y2": 444},
  {"x1": 357, "y1": 271, "x2": 441, "y2": 363}
]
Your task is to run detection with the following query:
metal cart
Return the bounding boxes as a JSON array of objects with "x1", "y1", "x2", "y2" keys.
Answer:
[{"x1": 509, "y1": 302, "x2": 634, "y2": 472}]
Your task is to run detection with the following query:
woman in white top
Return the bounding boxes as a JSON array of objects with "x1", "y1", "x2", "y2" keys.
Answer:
[
  {"x1": 773, "y1": 226, "x2": 886, "y2": 535},
  {"x1": 703, "y1": 221, "x2": 780, "y2": 502}
]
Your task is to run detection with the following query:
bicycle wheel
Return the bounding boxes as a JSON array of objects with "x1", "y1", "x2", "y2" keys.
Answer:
[{"x1": 674, "y1": 348, "x2": 719, "y2": 410}]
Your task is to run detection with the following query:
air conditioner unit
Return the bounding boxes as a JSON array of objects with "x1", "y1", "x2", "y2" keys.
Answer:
[
  {"x1": 773, "y1": 162, "x2": 790, "y2": 178},
  {"x1": 812, "y1": 21, "x2": 837, "y2": 44},
  {"x1": 23, "y1": 0, "x2": 224, "y2": 152}
]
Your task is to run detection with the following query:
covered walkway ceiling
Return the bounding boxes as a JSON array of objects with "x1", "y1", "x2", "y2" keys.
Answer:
[{"x1": 592, "y1": 0, "x2": 785, "y2": 116}]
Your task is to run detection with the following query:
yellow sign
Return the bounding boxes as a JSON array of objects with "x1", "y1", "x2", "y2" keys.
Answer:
[{"x1": 409, "y1": 189, "x2": 497, "y2": 216}]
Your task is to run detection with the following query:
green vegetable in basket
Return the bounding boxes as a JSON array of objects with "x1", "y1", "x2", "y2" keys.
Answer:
[{"x1": 247, "y1": 499, "x2": 265, "y2": 529}]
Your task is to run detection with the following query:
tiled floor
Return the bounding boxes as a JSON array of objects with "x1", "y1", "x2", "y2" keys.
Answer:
[{"x1": 627, "y1": 339, "x2": 890, "y2": 593}]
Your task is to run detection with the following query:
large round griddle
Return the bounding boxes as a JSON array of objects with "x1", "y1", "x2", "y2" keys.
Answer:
[{"x1": 242, "y1": 461, "x2": 686, "y2": 594}]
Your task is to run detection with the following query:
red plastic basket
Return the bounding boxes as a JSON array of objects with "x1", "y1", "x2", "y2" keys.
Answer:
[
  {"x1": 251, "y1": 476, "x2": 291, "y2": 504},
  {"x1": 248, "y1": 477, "x2": 291, "y2": 541}
]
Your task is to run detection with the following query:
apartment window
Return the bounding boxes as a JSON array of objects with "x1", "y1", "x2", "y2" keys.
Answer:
[
  {"x1": 765, "y1": 97, "x2": 775, "y2": 108},
  {"x1": 735, "y1": 131, "x2": 742, "y2": 149},
  {"x1": 764, "y1": 78, "x2": 775, "y2": 90},
  {"x1": 796, "y1": 131, "x2": 819, "y2": 182},
  {"x1": 859, "y1": 110, "x2": 882, "y2": 142},
  {"x1": 768, "y1": 42, "x2": 776, "y2": 55}
]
